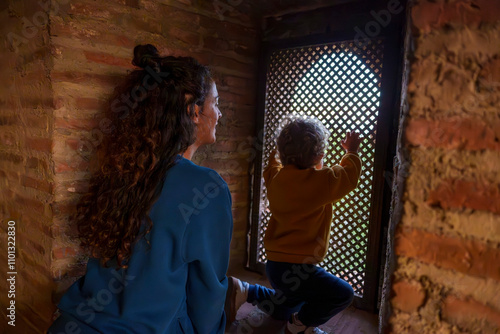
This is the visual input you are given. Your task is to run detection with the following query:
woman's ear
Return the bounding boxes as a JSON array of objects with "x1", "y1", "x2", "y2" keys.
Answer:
[{"x1": 190, "y1": 104, "x2": 201, "y2": 124}]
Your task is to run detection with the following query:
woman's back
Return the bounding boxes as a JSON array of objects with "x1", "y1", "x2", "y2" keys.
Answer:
[{"x1": 51, "y1": 156, "x2": 233, "y2": 334}]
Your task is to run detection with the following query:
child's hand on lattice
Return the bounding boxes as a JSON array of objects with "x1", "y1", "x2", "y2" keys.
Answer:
[{"x1": 341, "y1": 131, "x2": 361, "y2": 154}]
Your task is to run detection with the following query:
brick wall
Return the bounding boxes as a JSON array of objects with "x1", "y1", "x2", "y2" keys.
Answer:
[
  {"x1": 384, "y1": 0, "x2": 500, "y2": 332},
  {"x1": 0, "y1": 0, "x2": 56, "y2": 332},
  {"x1": 1, "y1": 0, "x2": 259, "y2": 332}
]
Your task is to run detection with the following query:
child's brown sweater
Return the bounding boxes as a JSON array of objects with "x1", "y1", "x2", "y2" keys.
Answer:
[{"x1": 263, "y1": 151, "x2": 362, "y2": 264}]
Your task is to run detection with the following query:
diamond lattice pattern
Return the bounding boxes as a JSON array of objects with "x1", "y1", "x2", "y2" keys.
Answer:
[{"x1": 257, "y1": 39, "x2": 383, "y2": 296}]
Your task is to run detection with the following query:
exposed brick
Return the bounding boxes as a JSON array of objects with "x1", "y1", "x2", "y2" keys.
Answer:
[
  {"x1": 169, "y1": 26, "x2": 200, "y2": 46},
  {"x1": 220, "y1": 174, "x2": 241, "y2": 185},
  {"x1": 443, "y1": 295, "x2": 500, "y2": 329},
  {"x1": 60, "y1": 179, "x2": 90, "y2": 194},
  {"x1": 477, "y1": 0, "x2": 500, "y2": 22},
  {"x1": 68, "y1": 2, "x2": 114, "y2": 19},
  {"x1": 26, "y1": 157, "x2": 49, "y2": 173},
  {"x1": 74, "y1": 97, "x2": 105, "y2": 110},
  {"x1": 55, "y1": 117, "x2": 100, "y2": 131},
  {"x1": 83, "y1": 51, "x2": 135, "y2": 69},
  {"x1": 479, "y1": 57, "x2": 500, "y2": 90},
  {"x1": 0, "y1": 152, "x2": 24, "y2": 164},
  {"x1": 52, "y1": 200, "x2": 79, "y2": 216},
  {"x1": 54, "y1": 160, "x2": 90, "y2": 173},
  {"x1": 391, "y1": 279, "x2": 426, "y2": 313},
  {"x1": 201, "y1": 158, "x2": 248, "y2": 176},
  {"x1": 231, "y1": 190, "x2": 250, "y2": 206},
  {"x1": 219, "y1": 89, "x2": 256, "y2": 106},
  {"x1": 26, "y1": 137, "x2": 53, "y2": 152},
  {"x1": 21, "y1": 175, "x2": 54, "y2": 194},
  {"x1": 52, "y1": 247, "x2": 79, "y2": 260},
  {"x1": 428, "y1": 179, "x2": 500, "y2": 215},
  {"x1": 212, "y1": 56, "x2": 256, "y2": 77},
  {"x1": 405, "y1": 117, "x2": 500, "y2": 151},
  {"x1": 0, "y1": 115, "x2": 17, "y2": 125},
  {"x1": 212, "y1": 140, "x2": 239, "y2": 152},
  {"x1": 24, "y1": 114, "x2": 50, "y2": 129},
  {"x1": 15, "y1": 195, "x2": 46, "y2": 215},
  {"x1": 0, "y1": 131, "x2": 17, "y2": 147},
  {"x1": 395, "y1": 228, "x2": 500, "y2": 281},
  {"x1": 51, "y1": 71, "x2": 123, "y2": 88},
  {"x1": 412, "y1": 1, "x2": 481, "y2": 34},
  {"x1": 203, "y1": 36, "x2": 231, "y2": 52},
  {"x1": 50, "y1": 20, "x2": 135, "y2": 48},
  {"x1": 225, "y1": 75, "x2": 249, "y2": 88}
]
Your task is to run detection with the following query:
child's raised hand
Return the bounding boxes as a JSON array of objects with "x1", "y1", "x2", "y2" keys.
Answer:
[{"x1": 341, "y1": 130, "x2": 362, "y2": 153}]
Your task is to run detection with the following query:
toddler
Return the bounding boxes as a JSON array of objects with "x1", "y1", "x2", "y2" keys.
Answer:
[{"x1": 226, "y1": 116, "x2": 362, "y2": 334}]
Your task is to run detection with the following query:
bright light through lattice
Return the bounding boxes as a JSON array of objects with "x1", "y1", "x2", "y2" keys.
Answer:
[{"x1": 291, "y1": 52, "x2": 380, "y2": 137}]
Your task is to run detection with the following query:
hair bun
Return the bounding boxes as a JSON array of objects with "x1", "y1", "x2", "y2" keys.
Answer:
[{"x1": 132, "y1": 44, "x2": 160, "y2": 68}]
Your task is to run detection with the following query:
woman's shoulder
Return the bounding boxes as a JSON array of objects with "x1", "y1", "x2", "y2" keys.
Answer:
[{"x1": 170, "y1": 156, "x2": 228, "y2": 188}]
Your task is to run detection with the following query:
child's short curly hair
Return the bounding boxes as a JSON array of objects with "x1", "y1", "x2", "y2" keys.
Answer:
[{"x1": 276, "y1": 115, "x2": 330, "y2": 169}]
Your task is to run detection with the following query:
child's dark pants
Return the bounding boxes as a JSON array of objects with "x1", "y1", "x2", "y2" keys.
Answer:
[{"x1": 247, "y1": 260, "x2": 354, "y2": 327}]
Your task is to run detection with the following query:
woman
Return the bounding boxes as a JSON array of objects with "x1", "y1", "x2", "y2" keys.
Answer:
[{"x1": 48, "y1": 44, "x2": 232, "y2": 334}]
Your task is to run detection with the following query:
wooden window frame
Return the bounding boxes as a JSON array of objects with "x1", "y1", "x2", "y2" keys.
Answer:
[{"x1": 247, "y1": 2, "x2": 408, "y2": 313}]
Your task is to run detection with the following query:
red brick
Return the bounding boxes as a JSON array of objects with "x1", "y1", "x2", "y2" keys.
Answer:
[
  {"x1": 391, "y1": 279, "x2": 426, "y2": 313},
  {"x1": 220, "y1": 174, "x2": 242, "y2": 185},
  {"x1": 51, "y1": 71, "x2": 123, "y2": 88},
  {"x1": 443, "y1": 295, "x2": 500, "y2": 329},
  {"x1": 405, "y1": 117, "x2": 500, "y2": 151},
  {"x1": 24, "y1": 114, "x2": 49, "y2": 129},
  {"x1": 201, "y1": 158, "x2": 247, "y2": 175},
  {"x1": 412, "y1": 1, "x2": 481, "y2": 34},
  {"x1": 83, "y1": 51, "x2": 135, "y2": 69},
  {"x1": 199, "y1": 15, "x2": 256, "y2": 43},
  {"x1": 395, "y1": 228, "x2": 500, "y2": 281},
  {"x1": 55, "y1": 117, "x2": 100, "y2": 131},
  {"x1": 26, "y1": 157, "x2": 49, "y2": 174},
  {"x1": 0, "y1": 131, "x2": 17, "y2": 147},
  {"x1": 428, "y1": 179, "x2": 500, "y2": 215},
  {"x1": 213, "y1": 140, "x2": 239, "y2": 152},
  {"x1": 52, "y1": 247, "x2": 79, "y2": 260},
  {"x1": 0, "y1": 115, "x2": 17, "y2": 125},
  {"x1": 0, "y1": 152, "x2": 23, "y2": 164},
  {"x1": 225, "y1": 75, "x2": 249, "y2": 89},
  {"x1": 68, "y1": 2, "x2": 115, "y2": 19},
  {"x1": 50, "y1": 20, "x2": 135, "y2": 48},
  {"x1": 26, "y1": 137, "x2": 53, "y2": 152},
  {"x1": 212, "y1": 56, "x2": 256, "y2": 77},
  {"x1": 55, "y1": 160, "x2": 90, "y2": 173},
  {"x1": 169, "y1": 26, "x2": 200, "y2": 46},
  {"x1": 15, "y1": 195, "x2": 46, "y2": 215},
  {"x1": 75, "y1": 97, "x2": 105, "y2": 110},
  {"x1": 477, "y1": 0, "x2": 500, "y2": 22},
  {"x1": 479, "y1": 57, "x2": 500, "y2": 90},
  {"x1": 22, "y1": 175, "x2": 54, "y2": 194},
  {"x1": 219, "y1": 89, "x2": 256, "y2": 106},
  {"x1": 61, "y1": 179, "x2": 90, "y2": 194},
  {"x1": 203, "y1": 36, "x2": 230, "y2": 51},
  {"x1": 231, "y1": 190, "x2": 249, "y2": 206},
  {"x1": 52, "y1": 202, "x2": 77, "y2": 216}
]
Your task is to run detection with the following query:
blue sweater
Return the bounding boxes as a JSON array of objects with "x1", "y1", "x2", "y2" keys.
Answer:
[{"x1": 48, "y1": 157, "x2": 233, "y2": 334}]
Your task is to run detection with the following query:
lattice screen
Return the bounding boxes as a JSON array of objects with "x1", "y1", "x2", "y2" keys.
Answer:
[{"x1": 257, "y1": 39, "x2": 383, "y2": 296}]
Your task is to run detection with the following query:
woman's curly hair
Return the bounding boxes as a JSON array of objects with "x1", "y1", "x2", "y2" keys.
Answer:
[
  {"x1": 75, "y1": 44, "x2": 213, "y2": 268},
  {"x1": 276, "y1": 115, "x2": 330, "y2": 169}
]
